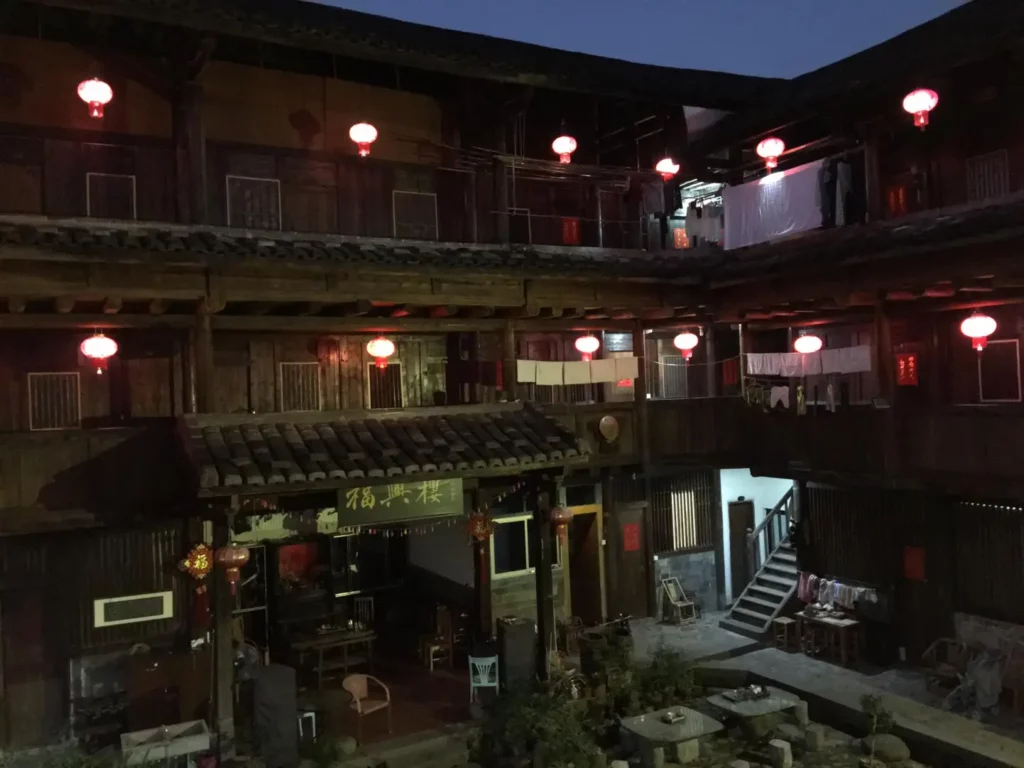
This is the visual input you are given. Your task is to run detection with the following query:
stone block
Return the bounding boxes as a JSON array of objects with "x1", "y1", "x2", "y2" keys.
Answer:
[
  {"x1": 792, "y1": 700, "x2": 809, "y2": 726},
  {"x1": 592, "y1": 749, "x2": 608, "y2": 768},
  {"x1": 862, "y1": 734, "x2": 910, "y2": 762},
  {"x1": 652, "y1": 746, "x2": 665, "y2": 768},
  {"x1": 729, "y1": 762, "x2": 752, "y2": 768},
  {"x1": 773, "y1": 723, "x2": 804, "y2": 744},
  {"x1": 334, "y1": 736, "x2": 357, "y2": 756},
  {"x1": 674, "y1": 739, "x2": 700, "y2": 764},
  {"x1": 610, "y1": 761, "x2": 629, "y2": 768},
  {"x1": 805, "y1": 724, "x2": 826, "y2": 752},
  {"x1": 767, "y1": 739, "x2": 793, "y2": 768}
]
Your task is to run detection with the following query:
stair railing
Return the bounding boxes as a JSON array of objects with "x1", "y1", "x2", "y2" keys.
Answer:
[{"x1": 745, "y1": 487, "x2": 794, "y2": 578}]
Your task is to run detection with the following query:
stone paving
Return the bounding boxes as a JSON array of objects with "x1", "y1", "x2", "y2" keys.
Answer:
[{"x1": 630, "y1": 611, "x2": 759, "y2": 665}]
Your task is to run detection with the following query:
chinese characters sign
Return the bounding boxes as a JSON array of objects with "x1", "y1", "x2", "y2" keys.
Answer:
[
  {"x1": 623, "y1": 522, "x2": 641, "y2": 552},
  {"x1": 896, "y1": 352, "x2": 918, "y2": 386},
  {"x1": 340, "y1": 479, "x2": 463, "y2": 525}
]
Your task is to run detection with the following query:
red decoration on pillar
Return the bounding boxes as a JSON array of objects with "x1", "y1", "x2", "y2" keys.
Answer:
[
  {"x1": 623, "y1": 522, "x2": 640, "y2": 552},
  {"x1": 903, "y1": 546, "x2": 926, "y2": 582},
  {"x1": 179, "y1": 544, "x2": 214, "y2": 630},
  {"x1": 896, "y1": 353, "x2": 919, "y2": 386},
  {"x1": 467, "y1": 510, "x2": 495, "y2": 585},
  {"x1": 550, "y1": 506, "x2": 573, "y2": 545}
]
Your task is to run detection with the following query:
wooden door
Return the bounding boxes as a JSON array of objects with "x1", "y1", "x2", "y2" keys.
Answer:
[
  {"x1": 568, "y1": 512, "x2": 602, "y2": 625},
  {"x1": 611, "y1": 503, "x2": 649, "y2": 618},
  {"x1": 728, "y1": 500, "x2": 755, "y2": 601}
]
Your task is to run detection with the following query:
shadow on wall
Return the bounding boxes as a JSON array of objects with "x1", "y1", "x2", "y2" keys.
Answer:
[{"x1": 719, "y1": 469, "x2": 793, "y2": 603}]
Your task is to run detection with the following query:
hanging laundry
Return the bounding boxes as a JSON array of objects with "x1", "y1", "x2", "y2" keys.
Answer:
[
  {"x1": 770, "y1": 386, "x2": 790, "y2": 409},
  {"x1": 796, "y1": 385, "x2": 807, "y2": 416},
  {"x1": 826, "y1": 381, "x2": 837, "y2": 412}
]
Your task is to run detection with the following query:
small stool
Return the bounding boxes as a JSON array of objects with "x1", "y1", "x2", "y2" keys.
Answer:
[
  {"x1": 773, "y1": 616, "x2": 797, "y2": 651},
  {"x1": 298, "y1": 710, "x2": 317, "y2": 740}
]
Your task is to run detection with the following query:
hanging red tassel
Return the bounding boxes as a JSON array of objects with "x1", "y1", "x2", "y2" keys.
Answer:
[{"x1": 192, "y1": 586, "x2": 211, "y2": 631}]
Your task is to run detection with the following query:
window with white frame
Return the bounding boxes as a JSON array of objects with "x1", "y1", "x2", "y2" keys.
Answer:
[
  {"x1": 28, "y1": 372, "x2": 81, "y2": 430},
  {"x1": 226, "y1": 175, "x2": 282, "y2": 231},
  {"x1": 490, "y1": 513, "x2": 562, "y2": 578},
  {"x1": 86, "y1": 172, "x2": 137, "y2": 220},
  {"x1": 392, "y1": 190, "x2": 438, "y2": 240},
  {"x1": 279, "y1": 362, "x2": 322, "y2": 411}
]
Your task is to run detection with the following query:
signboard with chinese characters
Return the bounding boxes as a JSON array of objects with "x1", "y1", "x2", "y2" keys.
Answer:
[
  {"x1": 896, "y1": 352, "x2": 919, "y2": 386},
  {"x1": 340, "y1": 479, "x2": 464, "y2": 526}
]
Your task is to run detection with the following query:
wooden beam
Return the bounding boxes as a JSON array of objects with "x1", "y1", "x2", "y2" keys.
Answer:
[
  {"x1": 298, "y1": 302, "x2": 324, "y2": 316},
  {"x1": 148, "y1": 299, "x2": 168, "y2": 315},
  {"x1": 195, "y1": 307, "x2": 215, "y2": 414},
  {"x1": 54, "y1": 298, "x2": 75, "y2": 314},
  {"x1": 467, "y1": 306, "x2": 496, "y2": 319},
  {"x1": 7, "y1": 298, "x2": 25, "y2": 313},
  {"x1": 102, "y1": 297, "x2": 123, "y2": 314},
  {"x1": 340, "y1": 300, "x2": 372, "y2": 316},
  {"x1": 390, "y1": 305, "x2": 413, "y2": 318},
  {"x1": 429, "y1": 306, "x2": 456, "y2": 319}
]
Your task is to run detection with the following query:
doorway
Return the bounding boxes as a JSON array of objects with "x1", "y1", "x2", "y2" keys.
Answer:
[
  {"x1": 612, "y1": 503, "x2": 649, "y2": 618},
  {"x1": 568, "y1": 512, "x2": 603, "y2": 625},
  {"x1": 728, "y1": 500, "x2": 755, "y2": 602}
]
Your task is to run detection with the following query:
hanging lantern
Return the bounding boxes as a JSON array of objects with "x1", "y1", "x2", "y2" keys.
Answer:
[
  {"x1": 366, "y1": 336, "x2": 395, "y2": 369},
  {"x1": 550, "y1": 506, "x2": 573, "y2": 545},
  {"x1": 756, "y1": 137, "x2": 786, "y2": 171},
  {"x1": 574, "y1": 334, "x2": 600, "y2": 362},
  {"x1": 960, "y1": 312, "x2": 996, "y2": 352},
  {"x1": 793, "y1": 333, "x2": 823, "y2": 354},
  {"x1": 214, "y1": 544, "x2": 250, "y2": 595},
  {"x1": 903, "y1": 89, "x2": 939, "y2": 129},
  {"x1": 552, "y1": 135, "x2": 578, "y2": 164},
  {"x1": 77, "y1": 78, "x2": 113, "y2": 119},
  {"x1": 80, "y1": 333, "x2": 118, "y2": 374},
  {"x1": 655, "y1": 157, "x2": 680, "y2": 181},
  {"x1": 349, "y1": 122, "x2": 378, "y2": 157},
  {"x1": 673, "y1": 331, "x2": 699, "y2": 361}
]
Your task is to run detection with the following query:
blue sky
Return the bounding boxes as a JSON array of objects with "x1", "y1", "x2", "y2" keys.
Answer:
[{"x1": 320, "y1": 0, "x2": 967, "y2": 78}]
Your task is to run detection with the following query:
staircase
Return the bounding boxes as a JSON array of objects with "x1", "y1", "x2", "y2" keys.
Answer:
[{"x1": 721, "y1": 488, "x2": 799, "y2": 638}]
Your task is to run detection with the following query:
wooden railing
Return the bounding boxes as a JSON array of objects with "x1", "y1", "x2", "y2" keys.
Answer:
[{"x1": 746, "y1": 487, "x2": 793, "y2": 578}]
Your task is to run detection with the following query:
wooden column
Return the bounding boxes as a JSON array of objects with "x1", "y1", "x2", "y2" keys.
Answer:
[
  {"x1": 196, "y1": 305, "x2": 215, "y2": 413},
  {"x1": 174, "y1": 80, "x2": 208, "y2": 224},
  {"x1": 502, "y1": 320, "x2": 517, "y2": 398},
  {"x1": 493, "y1": 128, "x2": 510, "y2": 244},
  {"x1": 863, "y1": 134, "x2": 882, "y2": 223},
  {"x1": 633, "y1": 321, "x2": 656, "y2": 616},
  {"x1": 212, "y1": 509, "x2": 236, "y2": 760},
  {"x1": 738, "y1": 323, "x2": 750, "y2": 401},
  {"x1": 529, "y1": 477, "x2": 556, "y2": 681},
  {"x1": 600, "y1": 470, "x2": 616, "y2": 620},
  {"x1": 875, "y1": 303, "x2": 898, "y2": 474},
  {"x1": 704, "y1": 325, "x2": 717, "y2": 398}
]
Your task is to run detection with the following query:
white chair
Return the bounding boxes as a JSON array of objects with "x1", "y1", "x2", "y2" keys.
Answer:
[
  {"x1": 468, "y1": 655, "x2": 499, "y2": 703},
  {"x1": 297, "y1": 710, "x2": 317, "y2": 741}
]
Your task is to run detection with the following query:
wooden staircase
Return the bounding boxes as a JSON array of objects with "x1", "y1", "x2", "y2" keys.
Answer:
[{"x1": 721, "y1": 488, "x2": 799, "y2": 638}]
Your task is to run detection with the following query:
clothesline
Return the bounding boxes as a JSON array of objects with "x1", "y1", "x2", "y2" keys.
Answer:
[
  {"x1": 649, "y1": 354, "x2": 741, "y2": 370},
  {"x1": 744, "y1": 345, "x2": 873, "y2": 377}
]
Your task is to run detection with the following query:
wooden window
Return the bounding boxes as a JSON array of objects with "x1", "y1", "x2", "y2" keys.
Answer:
[
  {"x1": 367, "y1": 363, "x2": 403, "y2": 409},
  {"x1": 490, "y1": 514, "x2": 561, "y2": 578},
  {"x1": 392, "y1": 191, "x2": 438, "y2": 240},
  {"x1": 226, "y1": 175, "x2": 281, "y2": 231},
  {"x1": 27, "y1": 372, "x2": 81, "y2": 431},
  {"x1": 280, "y1": 362, "x2": 321, "y2": 412},
  {"x1": 0, "y1": 162, "x2": 42, "y2": 214},
  {"x1": 966, "y1": 150, "x2": 1009, "y2": 203},
  {"x1": 978, "y1": 339, "x2": 1021, "y2": 403},
  {"x1": 86, "y1": 173, "x2": 137, "y2": 220}
]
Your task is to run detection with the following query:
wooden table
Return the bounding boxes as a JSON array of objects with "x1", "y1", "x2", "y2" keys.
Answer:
[
  {"x1": 795, "y1": 610, "x2": 860, "y2": 667},
  {"x1": 293, "y1": 628, "x2": 376, "y2": 688}
]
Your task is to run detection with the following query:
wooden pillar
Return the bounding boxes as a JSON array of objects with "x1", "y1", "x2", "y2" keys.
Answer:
[
  {"x1": 704, "y1": 325, "x2": 717, "y2": 398},
  {"x1": 493, "y1": 128, "x2": 510, "y2": 244},
  {"x1": 600, "y1": 470, "x2": 615, "y2": 621},
  {"x1": 196, "y1": 305, "x2": 215, "y2": 413},
  {"x1": 864, "y1": 134, "x2": 882, "y2": 223},
  {"x1": 793, "y1": 479, "x2": 812, "y2": 573},
  {"x1": 529, "y1": 477, "x2": 556, "y2": 681},
  {"x1": 738, "y1": 323, "x2": 749, "y2": 400},
  {"x1": 632, "y1": 321, "x2": 656, "y2": 616},
  {"x1": 502, "y1": 320, "x2": 517, "y2": 398},
  {"x1": 212, "y1": 509, "x2": 235, "y2": 760},
  {"x1": 875, "y1": 303, "x2": 898, "y2": 474},
  {"x1": 711, "y1": 469, "x2": 726, "y2": 610},
  {"x1": 174, "y1": 80, "x2": 208, "y2": 224}
]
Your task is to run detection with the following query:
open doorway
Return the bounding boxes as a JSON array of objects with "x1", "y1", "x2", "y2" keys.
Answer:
[
  {"x1": 568, "y1": 512, "x2": 603, "y2": 625},
  {"x1": 727, "y1": 501, "x2": 755, "y2": 603}
]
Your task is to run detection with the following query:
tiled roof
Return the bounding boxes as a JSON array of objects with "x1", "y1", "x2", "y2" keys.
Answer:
[
  {"x1": 179, "y1": 404, "x2": 590, "y2": 493},
  {"x1": 0, "y1": 216, "x2": 684, "y2": 280}
]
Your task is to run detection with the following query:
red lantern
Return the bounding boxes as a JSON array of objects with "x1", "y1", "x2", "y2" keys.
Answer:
[
  {"x1": 215, "y1": 544, "x2": 250, "y2": 595},
  {"x1": 349, "y1": 122, "x2": 378, "y2": 157},
  {"x1": 550, "y1": 506, "x2": 573, "y2": 545},
  {"x1": 366, "y1": 336, "x2": 395, "y2": 369},
  {"x1": 80, "y1": 333, "x2": 118, "y2": 374},
  {"x1": 756, "y1": 137, "x2": 785, "y2": 171},
  {"x1": 655, "y1": 157, "x2": 679, "y2": 181},
  {"x1": 903, "y1": 89, "x2": 938, "y2": 129},
  {"x1": 960, "y1": 312, "x2": 996, "y2": 352},
  {"x1": 673, "y1": 331, "x2": 699, "y2": 361},
  {"x1": 77, "y1": 78, "x2": 113, "y2": 119},
  {"x1": 793, "y1": 333, "x2": 823, "y2": 354},
  {"x1": 574, "y1": 334, "x2": 600, "y2": 362},
  {"x1": 552, "y1": 135, "x2": 577, "y2": 164}
]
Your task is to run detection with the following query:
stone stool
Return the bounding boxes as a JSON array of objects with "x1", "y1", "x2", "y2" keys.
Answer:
[{"x1": 772, "y1": 616, "x2": 797, "y2": 651}]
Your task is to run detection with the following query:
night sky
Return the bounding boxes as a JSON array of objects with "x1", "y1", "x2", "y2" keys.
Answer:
[{"x1": 320, "y1": 0, "x2": 967, "y2": 78}]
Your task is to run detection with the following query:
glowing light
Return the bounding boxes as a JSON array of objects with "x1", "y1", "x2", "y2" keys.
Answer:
[
  {"x1": 756, "y1": 137, "x2": 786, "y2": 171},
  {"x1": 793, "y1": 334, "x2": 823, "y2": 354},
  {"x1": 574, "y1": 334, "x2": 600, "y2": 362},
  {"x1": 80, "y1": 334, "x2": 118, "y2": 374},
  {"x1": 655, "y1": 157, "x2": 680, "y2": 181},
  {"x1": 552, "y1": 135, "x2": 578, "y2": 164},
  {"x1": 77, "y1": 78, "x2": 113, "y2": 119},
  {"x1": 960, "y1": 312, "x2": 996, "y2": 352},
  {"x1": 673, "y1": 331, "x2": 699, "y2": 361},
  {"x1": 903, "y1": 89, "x2": 939, "y2": 129},
  {"x1": 349, "y1": 123, "x2": 378, "y2": 157},
  {"x1": 366, "y1": 336, "x2": 395, "y2": 368}
]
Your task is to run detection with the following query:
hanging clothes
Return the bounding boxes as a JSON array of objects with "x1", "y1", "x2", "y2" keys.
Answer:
[{"x1": 836, "y1": 160, "x2": 852, "y2": 227}]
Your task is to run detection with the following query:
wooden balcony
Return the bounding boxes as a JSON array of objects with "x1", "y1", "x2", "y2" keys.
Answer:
[{"x1": 650, "y1": 398, "x2": 1024, "y2": 496}]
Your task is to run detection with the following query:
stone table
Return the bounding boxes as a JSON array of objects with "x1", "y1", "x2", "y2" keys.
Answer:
[
  {"x1": 621, "y1": 706, "x2": 724, "y2": 766},
  {"x1": 706, "y1": 687, "x2": 803, "y2": 741}
]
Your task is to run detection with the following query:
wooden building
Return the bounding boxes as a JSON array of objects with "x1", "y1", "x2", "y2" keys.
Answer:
[
  {"x1": 0, "y1": 0, "x2": 787, "y2": 754},
  {"x1": 649, "y1": 0, "x2": 1024, "y2": 667}
]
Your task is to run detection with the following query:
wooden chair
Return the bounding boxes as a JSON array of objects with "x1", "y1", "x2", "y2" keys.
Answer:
[
  {"x1": 562, "y1": 617, "x2": 585, "y2": 656},
  {"x1": 420, "y1": 604, "x2": 454, "y2": 672},
  {"x1": 660, "y1": 577, "x2": 698, "y2": 626},
  {"x1": 342, "y1": 673, "x2": 392, "y2": 744},
  {"x1": 353, "y1": 596, "x2": 374, "y2": 629},
  {"x1": 921, "y1": 638, "x2": 968, "y2": 695}
]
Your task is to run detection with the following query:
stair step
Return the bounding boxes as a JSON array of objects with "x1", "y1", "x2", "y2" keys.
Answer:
[
  {"x1": 720, "y1": 616, "x2": 767, "y2": 639},
  {"x1": 740, "y1": 595, "x2": 782, "y2": 610},
  {"x1": 765, "y1": 561, "x2": 798, "y2": 576},
  {"x1": 758, "y1": 572, "x2": 797, "y2": 588},
  {"x1": 749, "y1": 583, "x2": 790, "y2": 600},
  {"x1": 773, "y1": 550, "x2": 797, "y2": 563},
  {"x1": 732, "y1": 606, "x2": 773, "y2": 621},
  {"x1": 727, "y1": 609, "x2": 768, "y2": 628}
]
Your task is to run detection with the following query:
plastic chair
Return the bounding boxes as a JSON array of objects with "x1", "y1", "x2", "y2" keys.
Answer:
[{"x1": 468, "y1": 655, "x2": 499, "y2": 703}]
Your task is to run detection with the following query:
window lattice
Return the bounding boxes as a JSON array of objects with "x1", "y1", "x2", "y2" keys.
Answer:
[
  {"x1": 28, "y1": 372, "x2": 81, "y2": 430},
  {"x1": 280, "y1": 362, "x2": 321, "y2": 412}
]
